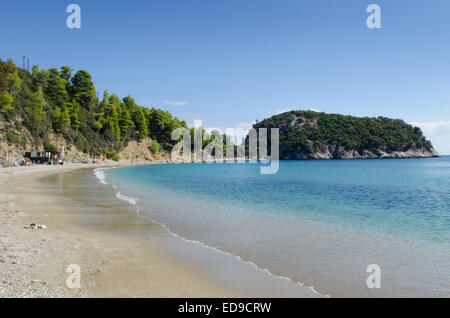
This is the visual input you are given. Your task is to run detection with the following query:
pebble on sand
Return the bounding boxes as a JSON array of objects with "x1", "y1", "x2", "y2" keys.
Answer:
[{"x1": 24, "y1": 223, "x2": 47, "y2": 230}]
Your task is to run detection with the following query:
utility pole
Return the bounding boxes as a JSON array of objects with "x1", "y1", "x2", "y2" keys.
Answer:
[
  {"x1": 27, "y1": 57, "x2": 30, "y2": 72},
  {"x1": 22, "y1": 56, "x2": 26, "y2": 69}
]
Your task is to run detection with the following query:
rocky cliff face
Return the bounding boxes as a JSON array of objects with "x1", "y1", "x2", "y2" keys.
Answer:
[
  {"x1": 285, "y1": 144, "x2": 440, "y2": 160},
  {"x1": 0, "y1": 116, "x2": 166, "y2": 165},
  {"x1": 253, "y1": 110, "x2": 440, "y2": 160},
  {"x1": 118, "y1": 138, "x2": 170, "y2": 161}
]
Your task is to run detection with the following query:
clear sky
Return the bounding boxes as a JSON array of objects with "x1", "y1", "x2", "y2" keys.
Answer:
[{"x1": 1, "y1": 0, "x2": 449, "y2": 153}]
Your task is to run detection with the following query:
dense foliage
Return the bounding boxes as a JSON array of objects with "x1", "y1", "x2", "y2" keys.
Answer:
[
  {"x1": 0, "y1": 58, "x2": 188, "y2": 156},
  {"x1": 253, "y1": 110, "x2": 433, "y2": 157}
]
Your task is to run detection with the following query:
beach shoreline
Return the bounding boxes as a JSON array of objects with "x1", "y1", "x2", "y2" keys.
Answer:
[{"x1": 0, "y1": 161, "x2": 322, "y2": 298}]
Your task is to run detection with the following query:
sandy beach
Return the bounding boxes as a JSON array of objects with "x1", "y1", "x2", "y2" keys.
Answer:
[{"x1": 0, "y1": 162, "x2": 321, "y2": 298}]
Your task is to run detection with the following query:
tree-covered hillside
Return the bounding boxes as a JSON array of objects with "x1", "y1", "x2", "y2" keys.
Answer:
[
  {"x1": 253, "y1": 110, "x2": 438, "y2": 159},
  {"x1": 0, "y1": 58, "x2": 188, "y2": 158}
]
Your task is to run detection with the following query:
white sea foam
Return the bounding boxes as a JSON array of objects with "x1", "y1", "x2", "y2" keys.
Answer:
[
  {"x1": 150, "y1": 219, "x2": 326, "y2": 297},
  {"x1": 107, "y1": 191, "x2": 324, "y2": 296},
  {"x1": 94, "y1": 168, "x2": 139, "y2": 211},
  {"x1": 93, "y1": 168, "x2": 107, "y2": 184},
  {"x1": 95, "y1": 167, "x2": 325, "y2": 297},
  {"x1": 116, "y1": 192, "x2": 138, "y2": 206},
  {"x1": 96, "y1": 160, "x2": 450, "y2": 297}
]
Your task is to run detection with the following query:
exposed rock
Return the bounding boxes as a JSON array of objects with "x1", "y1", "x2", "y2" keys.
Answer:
[
  {"x1": 286, "y1": 144, "x2": 439, "y2": 160},
  {"x1": 118, "y1": 137, "x2": 169, "y2": 161},
  {"x1": 24, "y1": 223, "x2": 47, "y2": 230},
  {"x1": 254, "y1": 110, "x2": 440, "y2": 160}
]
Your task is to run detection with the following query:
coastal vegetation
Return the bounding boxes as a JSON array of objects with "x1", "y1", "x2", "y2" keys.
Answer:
[
  {"x1": 0, "y1": 57, "x2": 438, "y2": 161},
  {"x1": 252, "y1": 110, "x2": 438, "y2": 159},
  {"x1": 0, "y1": 58, "x2": 189, "y2": 158}
]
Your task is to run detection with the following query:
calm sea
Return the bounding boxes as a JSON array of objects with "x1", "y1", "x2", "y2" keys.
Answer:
[{"x1": 100, "y1": 157, "x2": 450, "y2": 297}]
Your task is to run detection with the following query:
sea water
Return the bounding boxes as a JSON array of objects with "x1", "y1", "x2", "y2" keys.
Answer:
[{"x1": 100, "y1": 158, "x2": 450, "y2": 297}]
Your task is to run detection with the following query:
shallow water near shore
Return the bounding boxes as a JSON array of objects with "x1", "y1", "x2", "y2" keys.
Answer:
[
  {"x1": 101, "y1": 158, "x2": 450, "y2": 297},
  {"x1": 43, "y1": 168, "x2": 322, "y2": 297}
]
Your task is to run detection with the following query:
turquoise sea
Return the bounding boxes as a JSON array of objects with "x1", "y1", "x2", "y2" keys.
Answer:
[{"x1": 99, "y1": 157, "x2": 450, "y2": 297}]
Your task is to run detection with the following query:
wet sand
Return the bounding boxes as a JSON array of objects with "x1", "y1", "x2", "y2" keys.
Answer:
[{"x1": 0, "y1": 162, "x2": 322, "y2": 298}]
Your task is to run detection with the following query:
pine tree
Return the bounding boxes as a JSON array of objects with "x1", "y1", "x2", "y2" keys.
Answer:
[
  {"x1": 0, "y1": 92, "x2": 13, "y2": 112},
  {"x1": 0, "y1": 57, "x2": 240, "y2": 158},
  {"x1": 6, "y1": 61, "x2": 22, "y2": 98},
  {"x1": 118, "y1": 108, "x2": 133, "y2": 139},
  {"x1": 109, "y1": 94, "x2": 121, "y2": 142},
  {"x1": 65, "y1": 100, "x2": 80, "y2": 130},
  {"x1": 70, "y1": 70, "x2": 96, "y2": 110},
  {"x1": 60, "y1": 104, "x2": 71, "y2": 132},
  {"x1": 23, "y1": 86, "x2": 49, "y2": 137},
  {"x1": 132, "y1": 107, "x2": 149, "y2": 140},
  {"x1": 45, "y1": 68, "x2": 69, "y2": 107},
  {"x1": 28, "y1": 86, "x2": 46, "y2": 115}
]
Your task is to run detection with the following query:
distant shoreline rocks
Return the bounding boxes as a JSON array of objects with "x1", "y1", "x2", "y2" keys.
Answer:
[{"x1": 252, "y1": 110, "x2": 440, "y2": 160}]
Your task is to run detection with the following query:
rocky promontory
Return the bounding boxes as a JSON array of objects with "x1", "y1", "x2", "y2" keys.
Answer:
[{"x1": 253, "y1": 110, "x2": 439, "y2": 160}]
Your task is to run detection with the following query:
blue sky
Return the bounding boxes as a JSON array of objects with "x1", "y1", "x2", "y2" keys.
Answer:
[{"x1": 1, "y1": 0, "x2": 449, "y2": 153}]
